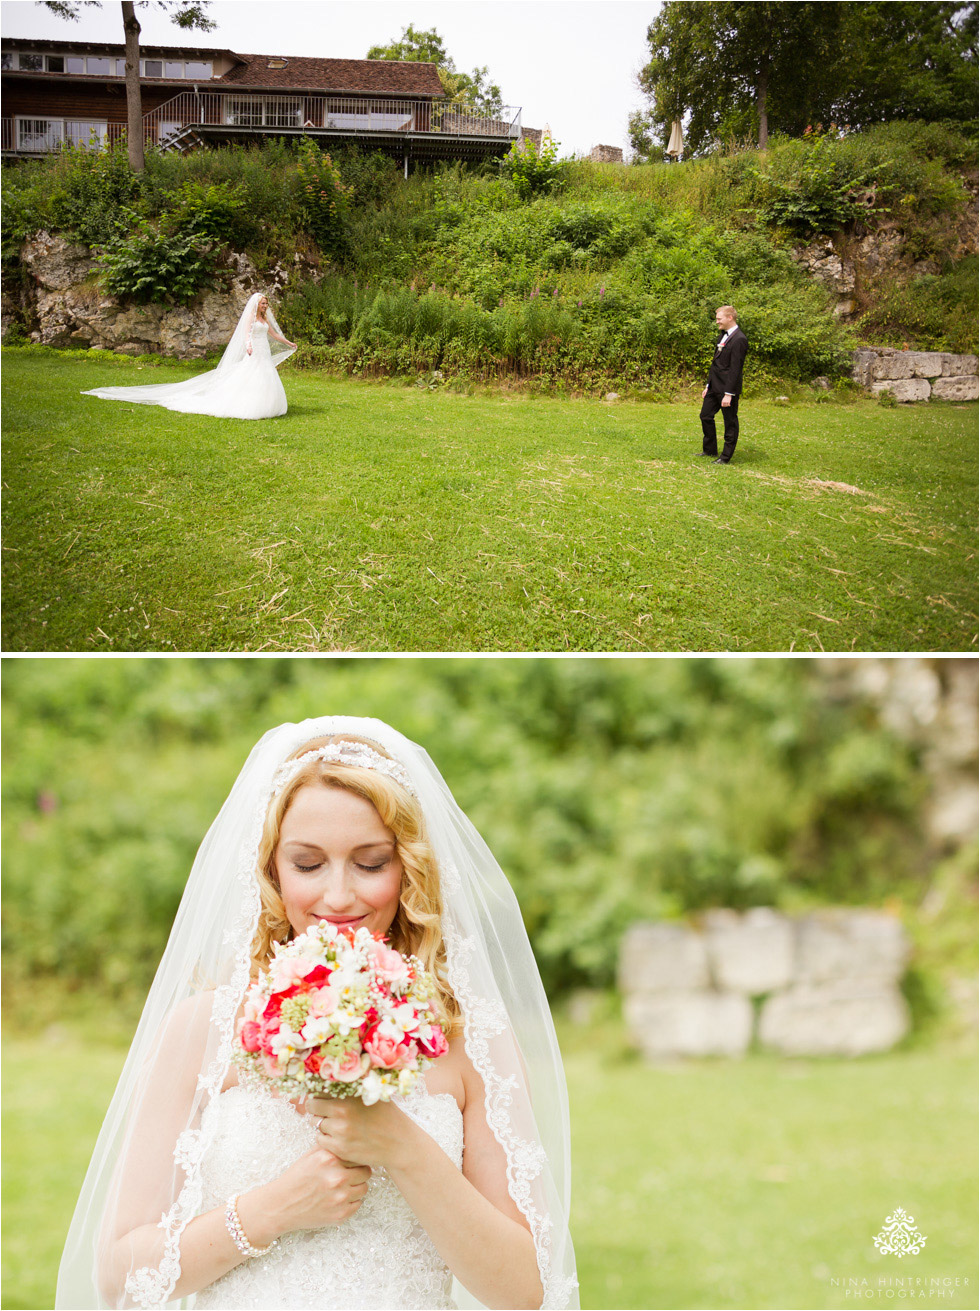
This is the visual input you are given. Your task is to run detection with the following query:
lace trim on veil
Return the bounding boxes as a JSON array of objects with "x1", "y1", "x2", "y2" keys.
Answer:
[
  {"x1": 441, "y1": 863, "x2": 575, "y2": 1311},
  {"x1": 124, "y1": 784, "x2": 273, "y2": 1308}
]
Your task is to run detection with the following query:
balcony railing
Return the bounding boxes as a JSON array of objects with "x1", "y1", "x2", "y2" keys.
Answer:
[
  {"x1": 2, "y1": 116, "x2": 128, "y2": 154},
  {"x1": 141, "y1": 91, "x2": 521, "y2": 146},
  {"x1": 2, "y1": 93, "x2": 522, "y2": 157}
]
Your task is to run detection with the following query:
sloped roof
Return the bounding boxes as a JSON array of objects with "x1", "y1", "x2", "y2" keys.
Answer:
[{"x1": 220, "y1": 53, "x2": 444, "y2": 97}]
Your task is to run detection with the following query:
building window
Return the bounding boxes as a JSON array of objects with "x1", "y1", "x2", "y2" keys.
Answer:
[
  {"x1": 142, "y1": 59, "x2": 163, "y2": 77},
  {"x1": 86, "y1": 56, "x2": 112, "y2": 75},
  {"x1": 46, "y1": 55, "x2": 65, "y2": 72},
  {"x1": 225, "y1": 97, "x2": 301, "y2": 128},
  {"x1": 165, "y1": 61, "x2": 183, "y2": 78},
  {"x1": 17, "y1": 117, "x2": 65, "y2": 151},
  {"x1": 66, "y1": 56, "x2": 85, "y2": 74},
  {"x1": 19, "y1": 52, "x2": 45, "y2": 71},
  {"x1": 0, "y1": 53, "x2": 14, "y2": 70},
  {"x1": 184, "y1": 61, "x2": 212, "y2": 78},
  {"x1": 67, "y1": 120, "x2": 108, "y2": 148}
]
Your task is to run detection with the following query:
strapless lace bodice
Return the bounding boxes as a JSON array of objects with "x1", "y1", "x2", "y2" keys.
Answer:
[{"x1": 193, "y1": 1084, "x2": 463, "y2": 1309}]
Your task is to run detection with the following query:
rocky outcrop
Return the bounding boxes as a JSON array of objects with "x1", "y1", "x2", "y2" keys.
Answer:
[
  {"x1": 789, "y1": 239, "x2": 857, "y2": 317},
  {"x1": 851, "y1": 347, "x2": 978, "y2": 402},
  {"x1": 620, "y1": 908, "x2": 912, "y2": 1061},
  {"x1": 9, "y1": 232, "x2": 317, "y2": 357}
]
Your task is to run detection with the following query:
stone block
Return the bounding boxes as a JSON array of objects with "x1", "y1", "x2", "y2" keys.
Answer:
[
  {"x1": 796, "y1": 909, "x2": 910, "y2": 986},
  {"x1": 930, "y1": 375, "x2": 979, "y2": 402},
  {"x1": 851, "y1": 350, "x2": 878, "y2": 386},
  {"x1": 618, "y1": 922, "x2": 709, "y2": 993},
  {"x1": 757, "y1": 982, "x2": 910, "y2": 1056},
  {"x1": 905, "y1": 352, "x2": 945, "y2": 378},
  {"x1": 871, "y1": 352, "x2": 914, "y2": 380},
  {"x1": 624, "y1": 990, "x2": 753, "y2": 1059},
  {"x1": 941, "y1": 354, "x2": 979, "y2": 377},
  {"x1": 704, "y1": 907, "x2": 795, "y2": 994},
  {"x1": 870, "y1": 378, "x2": 931, "y2": 402}
]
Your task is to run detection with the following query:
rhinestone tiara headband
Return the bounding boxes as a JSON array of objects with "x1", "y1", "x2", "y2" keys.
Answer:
[{"x1": 271, "y1": 740, "x2": 418, "y2": 800}]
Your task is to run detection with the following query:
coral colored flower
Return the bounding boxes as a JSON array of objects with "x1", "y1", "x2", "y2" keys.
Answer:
[
  {"x1": 329, "y1": 1050, "x2": 371, "y2": 1081},
  {"x1": 240, "y1": 1020, "x2": 263, "y2": 1053},
  {"x1": 365, "y1": 1031, "x2": 408, "y2": 1069},
  {"x1": 419, "y1": 1026, "x2": 449, "y2": 1059}
]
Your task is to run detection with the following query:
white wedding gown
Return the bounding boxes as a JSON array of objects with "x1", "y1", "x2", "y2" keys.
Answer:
[
  {"x1": 191, "y1": 1082, "x2": 463, "y2": 1310},
  {"x1": 81, "y1": 321, "x2": 289, "y2": 420}
]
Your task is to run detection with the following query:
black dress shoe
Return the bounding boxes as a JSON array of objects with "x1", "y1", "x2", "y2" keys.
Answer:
[{"x1": 713, "y1": 457, "x2": 730, "y2": 463}]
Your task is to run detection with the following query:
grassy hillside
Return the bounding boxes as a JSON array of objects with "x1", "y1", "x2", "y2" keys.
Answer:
[{"x1": 2, "y1": 121, "x2": 976, "y2": 392}]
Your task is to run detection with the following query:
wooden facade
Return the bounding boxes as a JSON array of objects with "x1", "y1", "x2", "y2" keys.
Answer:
[{"x1": 1, "y1": 38, "x2": 523, "y2": 166}]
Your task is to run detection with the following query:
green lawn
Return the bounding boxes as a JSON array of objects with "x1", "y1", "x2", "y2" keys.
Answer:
[
  {"x1": 2, "y1": 1026, "x2": 976, "y2": 1310},
  {"x1": 2, "y1": 350, "x2": 977, "y2": 652}
]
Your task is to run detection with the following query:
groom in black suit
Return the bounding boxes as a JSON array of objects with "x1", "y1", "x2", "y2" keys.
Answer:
[{"x1": 699, "y1": 306, "x2": 748, "y2": 464}]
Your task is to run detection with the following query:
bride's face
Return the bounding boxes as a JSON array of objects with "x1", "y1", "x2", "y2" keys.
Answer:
[{"x1": 274, "y1": 784, "x2": 403, "y2": 938}]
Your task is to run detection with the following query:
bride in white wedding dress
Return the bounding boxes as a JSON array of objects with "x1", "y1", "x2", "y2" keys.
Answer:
[
  {"x1": 81, "y1": 293, "x2": 297, "y2": 420},
  {"x1": 56, "y1": 718, "x2": 578, "y2": 1311}
]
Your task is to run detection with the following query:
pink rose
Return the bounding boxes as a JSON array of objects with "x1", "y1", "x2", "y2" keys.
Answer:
[
  {"x1": 365, "y1": 1031, "x2": 411, "y2": 1070},
  {"x1": 328, "y1": 1050, "x2": 370, "y2": 1082},
  {"x1": 269, "y1": 955, "x2": 319, "y2": 991},
  {"x1": 240, "y1": 1020, "x2": 263, "y2": 1053},
  {"x1": 260, "y1": 1053, "x2": 284, "y2": 1078},
  {"x1": 369, "y1": 941, "x2": 409, "y2": 985},
  {"x1": 306, "y1": 984, "x2": 340, "y2": 1018},
  {"x1": 419, "y1": 1026, "x2": 449, "y2": 1059}
]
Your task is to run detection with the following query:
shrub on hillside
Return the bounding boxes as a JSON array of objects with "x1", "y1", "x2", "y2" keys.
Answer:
[
  {"x1": 502, "y1": 133, "x2": 569, "y2": 200},
  {"x1": 295, "y1": 137, "x2": 353, "y2": 258},
  {"x1": 99, "y1": 219, "x2": 216, "y2": 304}
]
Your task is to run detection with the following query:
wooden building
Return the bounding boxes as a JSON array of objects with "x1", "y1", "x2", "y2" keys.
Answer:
[{"x1": 1, "y1": 38, "x2": 523, "y2": 171}]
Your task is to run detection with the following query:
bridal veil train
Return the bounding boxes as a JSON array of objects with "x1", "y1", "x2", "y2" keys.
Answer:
[
  {"x1": 56, "y1": 716, "x2": 578, "y2": 1311},
  {"x1": 81, "y1": 293, "x2": 296, "y2": 420}
]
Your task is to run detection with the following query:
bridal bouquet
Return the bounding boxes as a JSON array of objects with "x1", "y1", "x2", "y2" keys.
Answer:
[{"x1": 234, "y1": 922, "x2": 449, "y2": 1104}]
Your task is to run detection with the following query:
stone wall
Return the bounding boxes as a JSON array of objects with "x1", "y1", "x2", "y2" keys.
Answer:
[
  {"x1": 620, "y1": 909, "x2": 911, "y2": 1060},
  {"x1": 851, "y1": 347, "x2": 978, "y2": 402},
  {"x1": 4, "y1": 231, "x2": 318, "y2": 358},
  {"x1": 589, "y1": 144, "x2": 623, "y2": 164}
]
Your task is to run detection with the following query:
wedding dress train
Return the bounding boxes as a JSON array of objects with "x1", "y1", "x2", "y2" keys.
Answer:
[
  {"x1": 81, "y1": 295, "x2": 294, "y2": 420},
  {"x1": 189, "y1": 1082, "x2": 463, "y2": 1310}
]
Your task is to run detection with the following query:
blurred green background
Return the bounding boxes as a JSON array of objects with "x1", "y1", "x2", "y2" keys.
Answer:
[{"x1": 2, "y1": 656, "x2": 977, "y2": 1309}]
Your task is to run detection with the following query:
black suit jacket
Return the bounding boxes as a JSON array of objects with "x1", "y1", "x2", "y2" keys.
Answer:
[{"x1": 706, "y1": 326, "x2": 748, "y2": 395}]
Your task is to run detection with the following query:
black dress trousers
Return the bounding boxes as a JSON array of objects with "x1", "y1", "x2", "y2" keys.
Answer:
[{"x1": 700, "y1": 390, "x2": 740, "y2": 459}]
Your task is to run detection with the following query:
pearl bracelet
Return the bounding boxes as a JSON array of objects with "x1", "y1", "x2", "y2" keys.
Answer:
[{"x1": 224, "y1": 1194, "x2": 278, "y2": 1258}]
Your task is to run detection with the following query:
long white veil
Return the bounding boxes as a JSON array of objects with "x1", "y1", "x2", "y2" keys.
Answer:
[
  {"x1": 80, "y1": 293, "x2": 296, "y2": 411},
  {"x1": 56, "y1": 716, "x2": 579, "y2": 1311}
]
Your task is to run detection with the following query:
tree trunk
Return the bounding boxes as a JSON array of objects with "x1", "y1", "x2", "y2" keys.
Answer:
[
  {"x1": 756, "y1": 67, "x2": 768, "y2": 150},
  {"x1": 122, "y1": 1, "x2": 145, "y2": 172}
]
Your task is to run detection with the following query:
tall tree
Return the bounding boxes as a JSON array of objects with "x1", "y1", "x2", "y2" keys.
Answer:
[
  {"x1": 634, "y1": 2, "x2": 848, "y2": 156},
  {"x1": 836, "y1": 2, "x2": 979, "y2": 127},
  {"x1": 366, "y1": 23, "x2": 503, "y2": 117},
  {"x1": 633, "y1": 0, "x2": 978, "y2": 160},
  {"x1": 41, "y1": 1, "x2": 215, "y2": 171}
]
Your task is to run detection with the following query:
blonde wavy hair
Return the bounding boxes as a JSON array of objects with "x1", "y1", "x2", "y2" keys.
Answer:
[{"x1": 250, "y1": 734, "x2": 461, "y2": 1037}]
